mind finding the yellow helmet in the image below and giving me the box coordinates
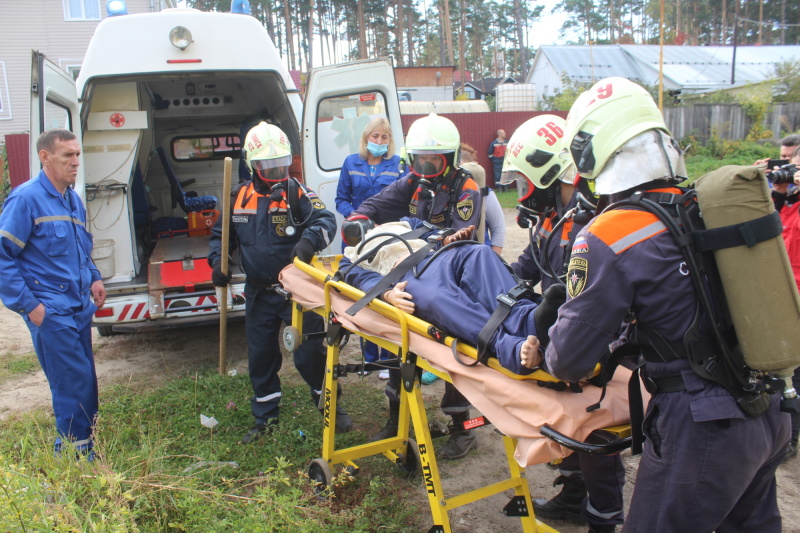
[405,113,460,179]
[564,77,668,180]
[502,115,575,200]
[243,122,293,183]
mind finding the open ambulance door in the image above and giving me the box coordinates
[29,51,84,198]
[302,58,404,253]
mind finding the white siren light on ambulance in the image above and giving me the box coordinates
[106,0,128,16]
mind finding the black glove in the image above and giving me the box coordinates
[291,238,316,263]
[341,215,374,247]
[211,261,232,287]
[533,284,567,348]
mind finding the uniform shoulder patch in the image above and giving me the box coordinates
[456,192,474,221]
[311,199,325,210]
[572,236,589,254]
[566,256,588,298]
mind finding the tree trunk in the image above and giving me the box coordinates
[394,0,404,67]
[358,0,367,59]
[443,0,454,65]
[307,0,314,68]
[514,0,527,78]
[284,0,296,70]
[458,0,466,92]
[406,0,415,66]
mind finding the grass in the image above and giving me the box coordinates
[0,365,425,532]
[0,352,39,385]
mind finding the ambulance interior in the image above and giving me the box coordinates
[81,72,301,289]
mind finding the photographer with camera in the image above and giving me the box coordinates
[757,134,800,203]
[772,143,800,460]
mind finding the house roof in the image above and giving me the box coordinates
[453,76,518,94]
[529,44,800,93]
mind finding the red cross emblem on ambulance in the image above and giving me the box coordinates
[110,113,125,128]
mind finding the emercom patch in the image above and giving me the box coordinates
[457,194,474,221]
[566,257,588,298]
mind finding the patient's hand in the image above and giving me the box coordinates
[443,225,475,245]
[520,335,543,369]
[384,281,415,313]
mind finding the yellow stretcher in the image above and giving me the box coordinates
[281,256,633,533]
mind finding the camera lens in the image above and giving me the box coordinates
[768,164,797,185]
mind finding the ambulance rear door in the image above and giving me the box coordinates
[302,58,404,252]
[29,51,84,198]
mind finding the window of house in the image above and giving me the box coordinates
[59,59,83,80]
[63,0,101,21]
[0,62,11,121]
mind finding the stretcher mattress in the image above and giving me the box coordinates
[280,262,637,467]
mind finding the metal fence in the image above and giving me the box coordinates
[665,103,800,142]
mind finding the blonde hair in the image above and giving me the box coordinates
[358,117,396,160]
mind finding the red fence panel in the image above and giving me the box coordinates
[400,111,568,188]
[4,134,31,189]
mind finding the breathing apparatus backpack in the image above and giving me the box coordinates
[612,165,800,417]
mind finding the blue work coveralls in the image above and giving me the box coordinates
[208,178,336,424]
[336,152,401,363]
[511,187,625,529]
[342,240,538,376]
[545,187,790,532]
[353,170,484,415]
[335,153,401,218]
[0,172,101,451]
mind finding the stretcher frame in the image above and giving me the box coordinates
[286,256,631,533]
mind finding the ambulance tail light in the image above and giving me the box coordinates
[95,308,114,318]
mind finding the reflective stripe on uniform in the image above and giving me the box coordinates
[349,171,367,176]
[588,209,667,255]
[234,183,266,215]
[255,391,281,403]
[34,215,85,227]
[0,229,26,249]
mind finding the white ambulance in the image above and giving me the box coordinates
[30,7,403,335]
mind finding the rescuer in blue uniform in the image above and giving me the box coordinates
[348,113,484,459]
[0,129,105,458]
[208,122,352,444]
[501,115,624,533]
[529,78,789,532]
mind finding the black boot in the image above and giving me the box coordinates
[370,400,400,442]
[787,437,799,461]
[436,412,477,460]
[533,473,587,524]
[588,524,617,533]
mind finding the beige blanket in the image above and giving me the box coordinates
[280,263,638,467]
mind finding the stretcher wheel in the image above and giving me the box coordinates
[283,326,301,353]
[307,458,333,495]
[398,438,421,478]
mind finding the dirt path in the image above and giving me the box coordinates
[0,208,798,532]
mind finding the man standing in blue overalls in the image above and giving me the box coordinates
[0,129,106,458]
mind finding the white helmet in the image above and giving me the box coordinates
[405,113,460,179]
[243,122,293,183]
[501,115,575,203]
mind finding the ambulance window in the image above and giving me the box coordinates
[43,100,72,131]
[172,135,241,161]
[315,91,389,172]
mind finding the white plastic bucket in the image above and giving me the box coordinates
[92,239,116,279]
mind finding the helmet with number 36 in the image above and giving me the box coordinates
[501,114,575,206]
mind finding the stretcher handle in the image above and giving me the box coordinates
[540,424,632,456]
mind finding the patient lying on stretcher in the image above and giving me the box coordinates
[339,219,555,375]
